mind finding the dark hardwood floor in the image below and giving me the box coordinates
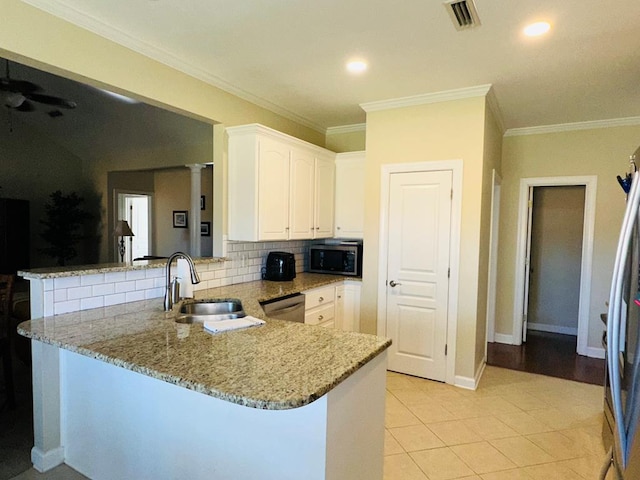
[487,330,605,385]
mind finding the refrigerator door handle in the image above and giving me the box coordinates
[608,170,640,468]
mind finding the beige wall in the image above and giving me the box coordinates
[496,125,640,351]
[1,0,325,262]
[364,96,488,380]
[475,105,503,369]
[326,129,366,153]
[154,168,191,255]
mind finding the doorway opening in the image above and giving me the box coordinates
[116,191,152,262]
[511,176,598,357]
[489,175,605,384]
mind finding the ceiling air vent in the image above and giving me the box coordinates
[444,0,481,30]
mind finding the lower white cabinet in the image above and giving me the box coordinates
[341,281,361,332]
[304,281,361,331]
[304,285,336,328]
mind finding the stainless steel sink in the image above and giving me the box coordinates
[176,299,246,324]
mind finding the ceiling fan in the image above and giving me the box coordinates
[1,59,77,115]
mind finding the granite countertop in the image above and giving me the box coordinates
[18,257,225,279]
[18,273,389,410]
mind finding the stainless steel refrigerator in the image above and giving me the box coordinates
[602,153,640,479]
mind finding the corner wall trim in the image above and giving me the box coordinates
[585,346,605,359]
[454,360,486,391]
[31,446,65,473]
[494,333,514,344]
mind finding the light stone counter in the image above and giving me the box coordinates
[18,257,224,279]
[18,273,388,410]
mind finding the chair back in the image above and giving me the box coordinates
[0,274,15,341]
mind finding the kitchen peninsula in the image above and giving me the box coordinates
[18,261,390,480]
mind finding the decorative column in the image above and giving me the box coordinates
[187,164,205,257]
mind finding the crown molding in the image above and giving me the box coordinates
[360,84,492,113]
[504,116,640,137]
[325,123,366,135]
[20,0,327,134]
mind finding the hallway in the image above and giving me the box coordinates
[487,331,605,386]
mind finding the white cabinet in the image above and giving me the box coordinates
[227,124,336,242]
[304,285,336,328]
[304,281,361,332]
[341,281,361,332]
[334,151,365,239]
[314,154,335,238]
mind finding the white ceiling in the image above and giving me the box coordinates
[14,0,640,133]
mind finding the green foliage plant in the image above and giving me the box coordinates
[40,190,92,266]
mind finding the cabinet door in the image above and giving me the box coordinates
[334,152,365,238]
[342,281,361,332]
[258,136,290,240]
[289,148,315,239]
[314,155,336,238]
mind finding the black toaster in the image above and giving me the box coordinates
[263,252,296,281]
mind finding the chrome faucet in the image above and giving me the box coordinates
[164,252,201,311]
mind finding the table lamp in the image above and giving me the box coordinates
[114,220,134,262]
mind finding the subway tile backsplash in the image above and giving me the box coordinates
[41,240,313,315]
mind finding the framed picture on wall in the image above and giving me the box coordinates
[173,211,188,228]
[200,195,206,210]
[200,221,211,236]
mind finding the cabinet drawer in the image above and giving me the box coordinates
[305,286,335,309]
[305,303,335,326]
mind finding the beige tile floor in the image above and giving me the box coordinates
[11,365,612,480]
[384,365,614,480]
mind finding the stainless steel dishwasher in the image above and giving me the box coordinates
[260,293,306,323]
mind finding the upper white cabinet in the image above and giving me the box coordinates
[314,153,336,238]
[334,151,365,239]
[228,124,336,241]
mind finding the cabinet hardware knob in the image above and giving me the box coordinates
[318,296,324,302]
[337,226,341,230]
[318,315,324,321]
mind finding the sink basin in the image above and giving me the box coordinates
[176,299,246,324]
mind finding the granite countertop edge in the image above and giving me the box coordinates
[20,328,390,410]
[18,257,226,279]
[17,273,389,410]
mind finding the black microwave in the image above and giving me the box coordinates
[309,243,363,277]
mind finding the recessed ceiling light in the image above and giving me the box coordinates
[524,21,551,37]
[346,60,367,74]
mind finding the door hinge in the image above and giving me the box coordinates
[451,188,453,199]
[448,268,450,278]
[445,344,448,355]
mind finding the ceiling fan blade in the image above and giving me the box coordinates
[24,93,76,109]
[0,78,40,93]
[15,100,36,112]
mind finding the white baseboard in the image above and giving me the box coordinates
[454,359,486,391]
[494,333,514,344]
[585,346,606,359]
[32,446,64,473]
[528,322,578,336]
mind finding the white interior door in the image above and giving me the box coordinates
[386,170,452,381]
[117,193,151,261]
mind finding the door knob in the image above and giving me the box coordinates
[389,280,402,287]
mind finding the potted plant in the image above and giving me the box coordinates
[40,190,92,266]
